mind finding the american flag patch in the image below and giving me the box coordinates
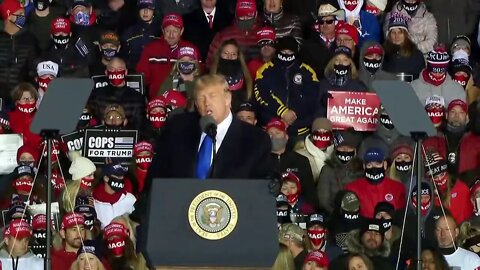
[114,137,134,149]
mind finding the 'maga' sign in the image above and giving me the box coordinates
[83,129,138,164]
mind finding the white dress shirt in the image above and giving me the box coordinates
[204,7,216,22]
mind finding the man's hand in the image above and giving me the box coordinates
[282,109,297,125]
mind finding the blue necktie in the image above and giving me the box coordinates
[196,135,213,180]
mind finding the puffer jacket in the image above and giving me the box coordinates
[384,1,438,54]
[0,249,44,270]
[261,9,303,44]
[411,70,466,105]
[358,40,397,89]
[317,155,365,214]
[0,29,39,108]
[254,60,319,136]
[295,135,334,184]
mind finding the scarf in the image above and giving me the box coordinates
[93,182,125,204]
[304,135,334,174]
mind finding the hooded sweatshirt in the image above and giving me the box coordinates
[358,40,397,89]
[411,71,466,105]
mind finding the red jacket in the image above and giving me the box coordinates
[433,180,473,224]
[458,132,480,174]
[8,110,42,147]
[135,168,147,193]
[247,58,264,80]
[136,38,198,99]
[345,176,406,218]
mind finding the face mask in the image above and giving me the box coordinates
[19,161,35,168]
[379,114,394,129]
[402,0,419,15]
[218,58,242,76]
[473,195,480,216]
[425,105,444,127]
[412,192,431,216]
[343,0,359,11]
[453,74,469,89]
[107,177,125,193]
[17,102,36,114]
[84,214,95,230]
[334,64,350,77]
[74,11,90,26]
[276,209,291,224]
[107,70,126,86]
[34,0,50,11]
[33,230,47,245]
[395,160,412,172]
[433,174,448,193]
[11,15,26,29]
[364,58,382,74]
[271,137,288,152]
[53,35,70,47]
[13,178,34,194]
[78,112,93,128]
[380,218,392,231]
[285,193,299,205]
[365,167,385,184]
[336,149,355,164]
[107,239,126,257]
[135,154,152,170]
[80,177,94,189]
[311,131,332,149]
[342,210,359,220]
[178,61,196,75]
[236,18,255,30]
[277,52,296,66]
[365,4,381,16]
[37,77,52,92]
[102,48,118,60]
[149,111,167,129]
[307,228,327,249]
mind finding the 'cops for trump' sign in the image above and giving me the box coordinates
[83,129,137,164]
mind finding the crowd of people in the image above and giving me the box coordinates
[0,0,480,269]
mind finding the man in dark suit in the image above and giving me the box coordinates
[183,0,233,62]
[148,74,272,179]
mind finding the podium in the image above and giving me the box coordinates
[144,179,278,269]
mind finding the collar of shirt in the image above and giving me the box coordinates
[199,111,232,151]
[204,7,216,21]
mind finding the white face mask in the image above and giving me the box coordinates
[475,196,480,216]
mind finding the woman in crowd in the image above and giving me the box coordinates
[408,246,450,270]
[387,140,414,186]
[210,39,253,110]
[346,253,375,270]
[382,12,425,81]
[70,240,107,270]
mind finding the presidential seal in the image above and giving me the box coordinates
[188,190,238,240]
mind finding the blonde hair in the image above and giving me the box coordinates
[193,74,231,98]
[111,214,139,248]
[458,221,480,248]
[272,244,295,270]
[70,253,106,270]
[324,55,359,79]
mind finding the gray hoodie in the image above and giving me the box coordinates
[358,40,397,90]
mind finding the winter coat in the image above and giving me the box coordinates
[315,74,368,118]
[317,156,365,214]
[136,38,199,99]
[206,22,262,68]
[358,40,397,89]
[345,176,407,218]
[385,1,438,54]
[299,34,334,79]
[0,29,39,108]
[121,20,162,70]
[436,179,473,225]
[358,127,403,160]
[295,135,334,184]
[0,249,43,270]
[271,151,319,209]
[382,46,425,80]
[329,229,394,270]
[411,71,466,105]
[424,0,480,46]
[458,132,480,175]
[254,60,319,137]
[43,43,91,78]
[93,184,136,229]
[336,0,381,47]
[261,9,303,43]
[8,110,42,147]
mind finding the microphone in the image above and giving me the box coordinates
[199,115,217,139]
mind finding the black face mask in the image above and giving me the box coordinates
[237,18,255,30]
[334,64,350,77]
[395,161,412,172]
[277,52,296,66]
[53,35,70,48]
[402,0,419,15]
[218,58,242,76]
[276,209,291,225]
[33,230,47,245]
[379,114,394,130]
[365,167,386,183]
[336,149,355,164]
[380,218,392,231]
[34,0,50,11]
[107,177,125,192]
[364,58,382,74]
[105,124,123,130]
[102,48,118,60]
[178,61,196,75]
[18,161,35,168]
[84,214,95,230]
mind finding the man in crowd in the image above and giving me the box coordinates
[52,213,86,270]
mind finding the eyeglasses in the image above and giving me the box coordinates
[20,97,35,102]
[337,38,354,44]
[107,115,124,120]
[319,19,335,25]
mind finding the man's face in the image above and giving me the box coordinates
[447,106,467,127]
[194,84,232,124]
[365,53,382,61]
[8,9,25,24]
[107,58,126,73]
[236,110,256,125]
[361,230,382,250]
[260,44,275,59]
[5,236,29,257]
[267,127,286,140]
[62,226,86,249]
[435,217,458,248]
[139,8,154,22]
[104,111,126,127]
[264,0,282,13]
[319,15,335,36]
[336,34,355,51]
[201,0,216,9]
[280,180,298,195]
[365,161,386,170]
[163,25,183,46]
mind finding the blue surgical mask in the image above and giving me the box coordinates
[12,15,26,28]
[74,12,90,26]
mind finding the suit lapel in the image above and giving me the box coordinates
[214,118,241,177]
